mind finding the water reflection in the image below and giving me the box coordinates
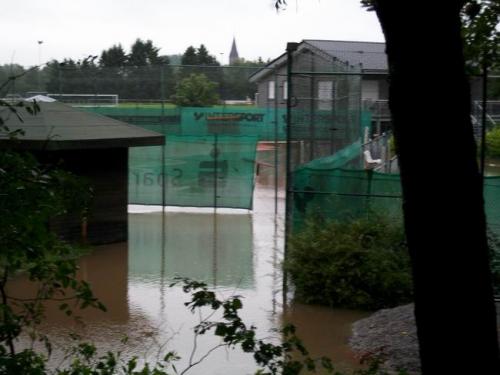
[7,242,130,324]
[486,158,500,176]
[128,212,254,289]
[12,144,366,374]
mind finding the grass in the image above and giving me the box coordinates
[110,102,256,110]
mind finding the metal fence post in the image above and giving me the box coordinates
[284,42,299,307]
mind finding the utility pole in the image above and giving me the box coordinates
[37,40,43,91]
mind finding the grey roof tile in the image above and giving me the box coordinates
[0,101,164,150]
[304,40,387,71]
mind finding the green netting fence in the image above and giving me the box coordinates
[292,165,402,230]
[85,106,372,142]
[85,105,370,210]
[292,159,500,242]
[129,135,258,209]
[484,177,500,237]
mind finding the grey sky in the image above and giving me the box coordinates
[1,0,384,67]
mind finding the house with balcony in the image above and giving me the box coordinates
[249,40,391,134]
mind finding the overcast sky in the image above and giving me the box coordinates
[1,0,384,67]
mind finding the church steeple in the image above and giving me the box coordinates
[229,37,239,65]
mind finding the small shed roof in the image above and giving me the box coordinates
[0,101,164,150]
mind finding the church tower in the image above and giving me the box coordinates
[229,37,239,65]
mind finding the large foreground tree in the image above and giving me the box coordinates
[370,1,499,372]
[277,0,500,372]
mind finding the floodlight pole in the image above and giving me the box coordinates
[274,73,279,216]
[214,134,219,211]
[213,134,219,286]
[480,59,488,186]
[283,42,298,309]
[309,49,315,160]
[160,64,165,116]
[37,41,43,91]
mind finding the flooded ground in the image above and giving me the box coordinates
[486,158,500,176]
[12,146,369,374]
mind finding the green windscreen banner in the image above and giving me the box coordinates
[85,106,372,142]
[129,135,258,209]
[87,106,286,141]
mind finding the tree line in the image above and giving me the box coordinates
[1,39,266,101]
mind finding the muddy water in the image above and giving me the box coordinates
[486,158,500,176]
[12,147,368,374]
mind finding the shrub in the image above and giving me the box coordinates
[286,214,413,310]
[388,135,396,156]
[485,126,500,158]
[172,73,219,107]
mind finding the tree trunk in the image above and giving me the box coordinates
[373,1,499,372]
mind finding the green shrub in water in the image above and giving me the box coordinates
[486,126,500,158]
[286,214,413,310]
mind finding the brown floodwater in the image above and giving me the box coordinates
[11,146,369,374]
[486,158,500,176]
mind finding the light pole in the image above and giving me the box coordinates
[37,40,43,91]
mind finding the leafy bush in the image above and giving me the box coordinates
[388,135,396,156]
[485,126,500,157]
[172,73,219,107]
[286,215,413,310]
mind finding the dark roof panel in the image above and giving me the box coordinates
[0,101,164,150]
[249,40,388,83]
[304,40,387,71]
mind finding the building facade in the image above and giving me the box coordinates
[249,40,388,109]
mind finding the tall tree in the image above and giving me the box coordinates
[98,44,127,96]
[367,1,500,372]
[181,45,220,66]
[99,44,127,68]
[462,0,500,71]
[222,58,265,100]
[44,60,62,94]
[125,39,171,100]
[181,46,198,65]
[197,44,222,94]
[0,65,40,95]
[179,45,222,93]
[44,59,78,94]
[196,44,219,65]
[275,0,500,371]
[128,39,162,67]
[180,46,199,79]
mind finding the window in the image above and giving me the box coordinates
[318,81,335,110]
[282,81,288,100]
[268,81,275,100]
